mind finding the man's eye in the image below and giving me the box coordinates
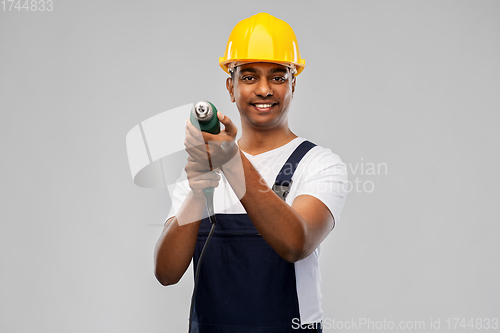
[241,76,255,81]
[272,76,286,82]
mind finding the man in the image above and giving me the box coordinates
[154,12,347,333]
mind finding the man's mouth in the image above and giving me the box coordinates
[251,102,277,111]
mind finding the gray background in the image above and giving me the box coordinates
[1,0,499,332]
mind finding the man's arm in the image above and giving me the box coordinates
[185,113,336,263]
[153,190,205,286]
[222,150,334,263]
[154,157,221,286]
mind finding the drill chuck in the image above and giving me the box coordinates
[190,101,221,134]
[193,101,213,121]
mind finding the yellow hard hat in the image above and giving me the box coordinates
[219,12,305,76]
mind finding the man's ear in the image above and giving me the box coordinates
[292,76,296,96]
[226,77,235,103]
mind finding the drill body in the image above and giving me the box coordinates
[190,101,220,198]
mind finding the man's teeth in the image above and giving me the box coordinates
[254,104,273,108]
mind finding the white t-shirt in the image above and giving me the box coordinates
[166,136,348,324]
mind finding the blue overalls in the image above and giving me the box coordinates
[191,141,322,333]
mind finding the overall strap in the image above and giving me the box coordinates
[272,140,316,200]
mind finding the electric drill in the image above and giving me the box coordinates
[190,101,220,198]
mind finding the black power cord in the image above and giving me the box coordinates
[188,191,217,333]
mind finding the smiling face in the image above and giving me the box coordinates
[226,62,296,131]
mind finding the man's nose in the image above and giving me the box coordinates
[255,79,273,97]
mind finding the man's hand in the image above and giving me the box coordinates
[185,156,221,198]
[184,111,238,170]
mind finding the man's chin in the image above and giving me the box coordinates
[247,118,281,129]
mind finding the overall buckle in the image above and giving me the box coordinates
[272,180,293,201]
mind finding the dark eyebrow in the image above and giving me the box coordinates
[239,68,258,74]
[269,67,288,74]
